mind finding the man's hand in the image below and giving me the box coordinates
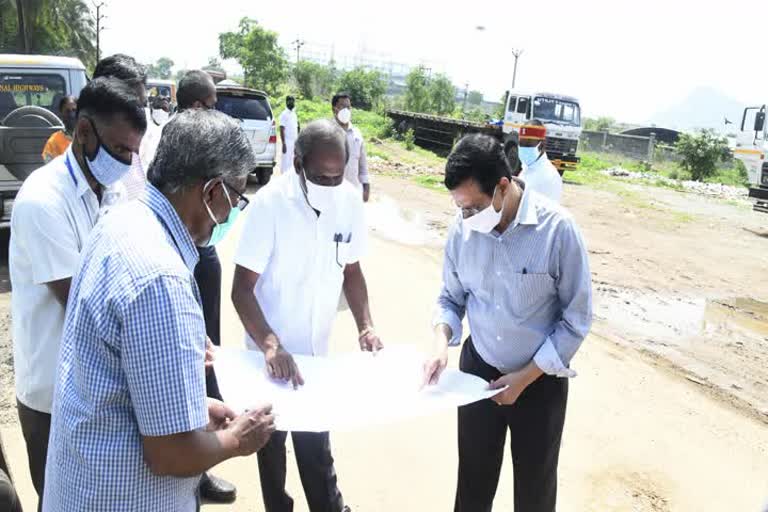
[227,404,276,456]
[282,144,287,154]
[362,184,370,203]
[265,343,304,389]
[358,327,383,352]
[421,348,448,388]
[489,362,544,406]
[206,398,236,432]
[205,337,215,373]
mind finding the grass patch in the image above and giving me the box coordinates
[413,174,446,192]
[295,98,393,141]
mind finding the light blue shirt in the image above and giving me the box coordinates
[43,184,208,512]
[435,184,592,376]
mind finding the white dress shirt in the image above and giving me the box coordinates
[342,123,369,191]
[10,148,123,413]
[234,171,367,356]
[279,109,299,172]
[520,153,563,203]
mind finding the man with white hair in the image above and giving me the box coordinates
[232,119,383,512]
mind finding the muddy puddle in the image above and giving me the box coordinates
[365,195,445,247]
[594,284,768,418]
[594,285,768,343]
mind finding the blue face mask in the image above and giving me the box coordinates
[203,180,240,247]
[518,145,542,167]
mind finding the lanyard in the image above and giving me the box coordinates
[64,154,96,227]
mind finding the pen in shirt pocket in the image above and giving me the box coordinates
[522,267,527,274]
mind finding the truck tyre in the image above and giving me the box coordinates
[2,106,62,128]
[257,167,273,186]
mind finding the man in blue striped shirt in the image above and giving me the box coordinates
[423,134,592,512]
[43,110,276,511]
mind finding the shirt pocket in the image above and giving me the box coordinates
[509,272,556,316]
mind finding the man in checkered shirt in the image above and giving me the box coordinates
[43,110,275,511]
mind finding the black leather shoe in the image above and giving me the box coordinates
[199,472,237,503]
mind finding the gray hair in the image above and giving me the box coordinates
[148,109,255,193]
[294,119,349,166]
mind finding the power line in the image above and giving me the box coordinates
[511,48,524,90]
[92,2,107,63]
[291,39,305,64]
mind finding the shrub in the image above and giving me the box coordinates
[675,130,729,182]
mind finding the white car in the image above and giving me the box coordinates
[215,80,277,185]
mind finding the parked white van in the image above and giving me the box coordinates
[215,80,277,185]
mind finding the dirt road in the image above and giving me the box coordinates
[2,172,768,511]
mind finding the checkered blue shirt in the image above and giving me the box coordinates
[43,184,208,512]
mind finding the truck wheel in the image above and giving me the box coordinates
[258,167,273,185]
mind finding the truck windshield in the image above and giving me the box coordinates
[215,93,272,121]
[0,73,66,119]
[533,97,581,126]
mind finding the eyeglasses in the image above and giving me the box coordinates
[221,181,250,211]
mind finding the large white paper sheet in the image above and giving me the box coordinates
[214,346,502,432]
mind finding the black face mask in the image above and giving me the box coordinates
[287,103,295,110]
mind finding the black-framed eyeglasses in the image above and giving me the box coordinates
[221,181,250,211]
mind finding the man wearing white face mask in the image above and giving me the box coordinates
[517,120,563,203]
[232,119,381,512]
[332,92,370,202]
[422,134,592,512]
[9,77,146,511]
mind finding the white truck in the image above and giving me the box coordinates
[388,90,582,174]
[735,105,768,213]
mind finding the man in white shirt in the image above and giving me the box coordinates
[279,95,299,174]
[517,121,563,203]
[332,92,370,202]
[10,76,146,511]
[232,119,382,512]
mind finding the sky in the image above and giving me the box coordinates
[102,0,768,124]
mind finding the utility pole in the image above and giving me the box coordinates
[463,82,469,112]
[93,2,107,63]
[292,39,305,64]
[511,48,524,90]
[17,0,29,53]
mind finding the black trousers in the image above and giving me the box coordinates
[17,399,51,512]
[195,245,223,401]
[455,338,568,512]
[257,431,345,512]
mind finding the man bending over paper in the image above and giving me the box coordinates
[232,118,383,512]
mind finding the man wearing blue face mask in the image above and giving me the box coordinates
[422,134,592,512]
[9,76,146,511]
[232,119,381,512]
[517,120,563,203]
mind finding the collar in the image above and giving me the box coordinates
[64,146,93,199]
[510,178,539,227]
[286,168,303,200]
[141,183,200,272]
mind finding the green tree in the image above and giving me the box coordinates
[429,73,456,116]
[494,91,509,119]
[1,0,96,69]
[468,90,483,106]
[203,56,225,74]
[584,116,616,132]
[336,67,386,110]
[293,61,335,100]
[404,67,430,113]
[146,57,174,79]
[219,17,288,96]
[675,130,729,182]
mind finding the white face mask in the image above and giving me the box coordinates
[461,186,504,237]
[336,107,352,125]
[302,168,340,212]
